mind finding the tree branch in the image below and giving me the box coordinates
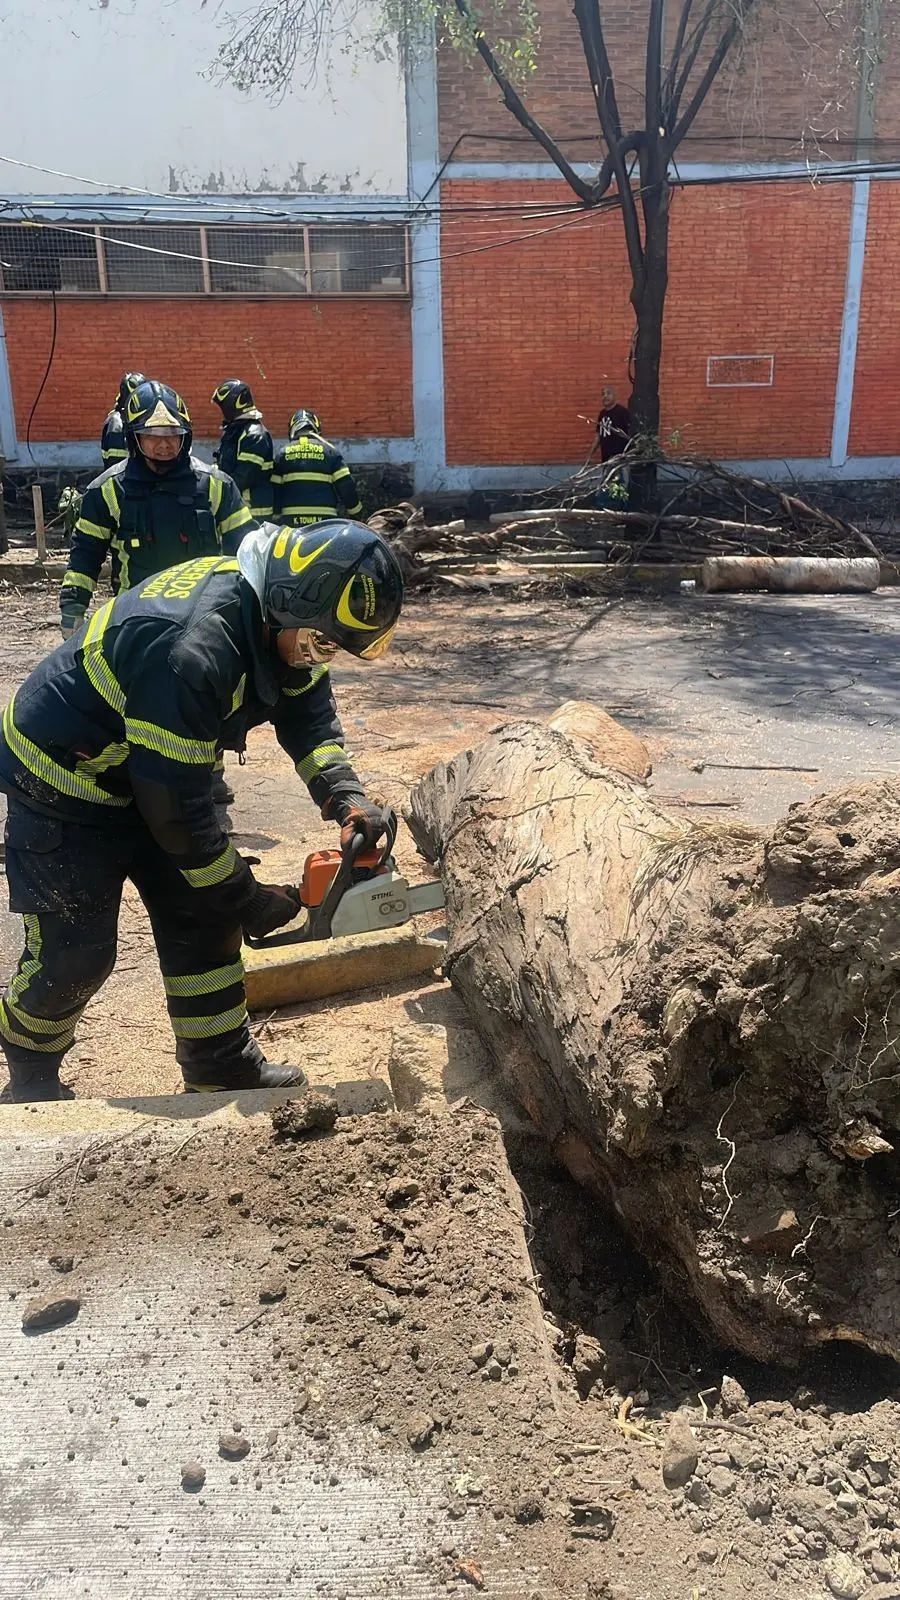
[672,1,759,148]
[667,0,697,101]
[646,0,665,136]
[572,0,645,280]
[453,0,594,200]
[668,0,718,123]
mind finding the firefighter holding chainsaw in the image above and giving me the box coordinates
[0,520,402,1102]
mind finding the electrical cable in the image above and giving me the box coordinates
[24,288,58,462]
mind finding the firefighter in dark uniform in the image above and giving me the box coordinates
[211,378,275,519]
[100,371,147,469]
[272,408,363,526]
[0,520,403,1102]
[59,380,254,639]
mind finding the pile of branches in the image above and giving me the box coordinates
[368,456,885,589]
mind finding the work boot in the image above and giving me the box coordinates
[1,1065,74,1103]
[182,1059,309,1094]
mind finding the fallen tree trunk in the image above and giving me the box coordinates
[407,712,900,1365]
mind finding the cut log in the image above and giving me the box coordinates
[407,710,900,1365]
[702,555,881,593]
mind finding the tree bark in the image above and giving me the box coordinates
[407,711,900,1365]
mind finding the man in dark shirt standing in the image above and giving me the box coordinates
[592,386,632,463]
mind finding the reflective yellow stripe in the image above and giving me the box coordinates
[238,451,271,468]
[219,506,253,537]
[279,505,339,517]
[208,474,224,517]
[295,742,348,783]
[6,996,85,1035]
[61,572,96,594]
[75,741,129,778]
[0,1002,77,1053]
[126,720,217,766]
[171,1002,248,1039]
[2,696,131,807]
[82,600,126,715]
[75,517,111,541]
[100,478,120,523]
[180,842,238,888]
[332,466,351,481]
[277,471,337,484]
[102,447,128,461]
[231,674,247,715]
[163,959,244,998]
[282,664,329,698]
[9,915,43,1008]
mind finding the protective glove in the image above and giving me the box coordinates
[60,612,85,641]
[242,881,302,939]
[339,799,395,852]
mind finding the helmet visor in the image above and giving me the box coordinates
[358,623,397,661]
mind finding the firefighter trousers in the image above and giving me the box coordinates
[0,797,265,1094]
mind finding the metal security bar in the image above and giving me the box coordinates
[0,223,410,297]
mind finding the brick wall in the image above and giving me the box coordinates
[849,181,900,457]
[441,178,851,465]
[438,0,864,164]
[1,297,413,444]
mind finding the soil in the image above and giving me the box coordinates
[4,1104,900,1598]
[0,578,899,1596]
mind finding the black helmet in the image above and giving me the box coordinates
[288,407,321,440]
[124,380,192,465]
[116,371,146,413]
[263,521,403,660]
[212,378,257,421]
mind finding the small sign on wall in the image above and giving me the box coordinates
[706,355,775,388]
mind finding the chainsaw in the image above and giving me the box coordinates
[245,809,445,949]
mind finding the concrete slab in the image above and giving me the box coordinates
[0,1103,560,1599]
[243,928,446,1011]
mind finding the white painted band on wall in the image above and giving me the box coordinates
[11,438,415,471]
[406,35,447,494]
[831,177,871,468]
[0,305,17,461]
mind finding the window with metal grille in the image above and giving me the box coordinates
[0,223,410,297]
[0,224,99,292]
[102,226,205,294]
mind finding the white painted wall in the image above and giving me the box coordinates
[0,0,407,196]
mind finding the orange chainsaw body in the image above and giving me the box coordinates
[300,848,388,909]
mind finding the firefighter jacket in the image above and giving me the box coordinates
[216,416,274,518]
[0,555,367,923]
[100,408,128,468]
[59,454,254,626]
[272,433,362,526]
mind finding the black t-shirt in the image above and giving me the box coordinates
[595,404,632,462]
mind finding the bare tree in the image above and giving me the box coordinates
[213,0,865,479]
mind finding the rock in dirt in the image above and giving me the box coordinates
[49,1252,74,1274]
[21,1291,80,1332]
[861,1584,900,1600]
[662,1414,698,1490]
[721,1374,750,1415]
[385,1176,422,1208]
[825,1554,868,1600]
[572,1333,608,1400]
[514,1493,545,1524]
[219,1432,251,1460]
[270,1093,338,1140]
[181,1461,206,1491]
[258,1275,287,1304]
[406,1410,436,1450]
